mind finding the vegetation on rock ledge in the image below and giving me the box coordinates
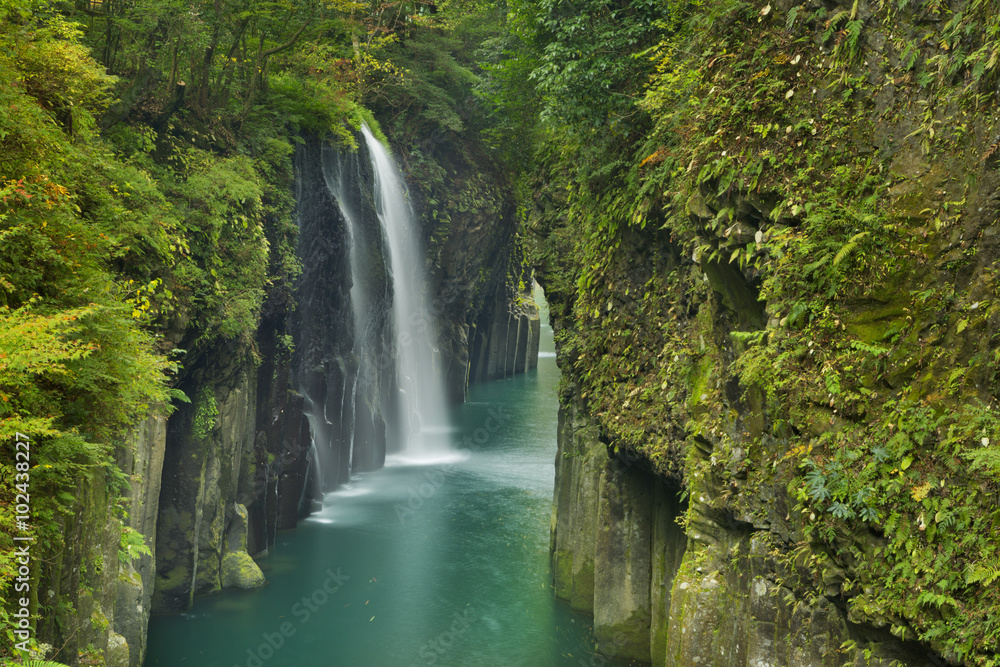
[492,0,1000,663]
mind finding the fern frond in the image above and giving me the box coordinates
[833,231,870,267]
[965,445,1000,475]
[965,561,1000,585]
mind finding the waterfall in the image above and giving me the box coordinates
[360,125,450,456]
[298,125,450,490]
[320,145,396,473]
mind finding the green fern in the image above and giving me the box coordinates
[965,561,1000,586]
[785,5,800,30]
[833,231,870,267]
[965,444,1000,476]
[845,19,864,56]
[823,8,851,42]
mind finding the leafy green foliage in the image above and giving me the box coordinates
[0,9,178,660]
[474,6,542,172]
[118,526,153,568]
[514,0,1000,662]
[789,400,1000,661]
[157,149,271,348]
[529,0,670,128]
[191,385,219,443]
[371,26,484,143]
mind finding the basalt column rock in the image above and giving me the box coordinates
[246,289,312,553]
[550,395,606,611]
[551,393,682,664]
[290,137,360,492]
[220,503,266,589]
[594,458,654,662]
[650,484,686,667]
[468,292,541,384]
[439,319,471,405]
[152,363,259,612]
[114,412,168,667]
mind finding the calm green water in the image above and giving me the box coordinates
[145,298,619,667]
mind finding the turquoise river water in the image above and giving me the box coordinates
[145,298,629,667]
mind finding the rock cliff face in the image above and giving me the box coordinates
[292,134,395,488]
[114,414,168,667]
[468,292,541,385]
[538,0,1000,664]
[152,359,264,612]
[551,396,944,667]
[247,290,312,551]
[551,392,687,665]
[33,413,167,667]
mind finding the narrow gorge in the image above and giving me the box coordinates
[2,0,1000,666]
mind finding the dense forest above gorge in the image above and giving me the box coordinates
[2,0,1000,664]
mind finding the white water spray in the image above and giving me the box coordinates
[361,126,451,456]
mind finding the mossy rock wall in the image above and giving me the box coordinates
[35,412,166,667]
[540,0,1000,663]
[153,362,258,611]
[551,402,947,666]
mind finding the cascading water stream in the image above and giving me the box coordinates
[360,125,451,457]
[320,146,383,478]
[312,127,451,476]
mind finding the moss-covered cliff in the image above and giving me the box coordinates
[519,0,1000,664]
